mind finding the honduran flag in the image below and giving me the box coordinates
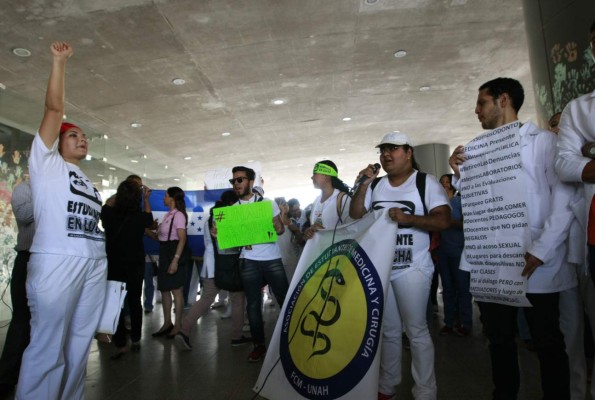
[143,189,226,257]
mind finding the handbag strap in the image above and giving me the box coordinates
[167,210,177,241]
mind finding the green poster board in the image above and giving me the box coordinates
[214,201,278,249]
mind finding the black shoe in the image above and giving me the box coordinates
[175,332,192,350]
[231,335,252,347]
[0,383,14,399]
[152,324,173,337]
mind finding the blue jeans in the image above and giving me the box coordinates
[240,258,288,344]
[143,260,155,311]
[437,250,472,328]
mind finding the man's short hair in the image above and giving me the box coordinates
[479,77,525,114]
[126,174,142,183]
[288,198,300,208]
[232,166,255,180]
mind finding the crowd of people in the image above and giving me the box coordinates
[0,19,592,400]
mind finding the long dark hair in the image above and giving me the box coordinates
[114,180,141,216]
[317,160,351,195]
[167,186,188,225]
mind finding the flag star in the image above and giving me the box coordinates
[190,221,195,227]
[198,227,202,232]
[197,215,203,220]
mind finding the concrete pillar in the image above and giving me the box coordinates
[523,0,595,127]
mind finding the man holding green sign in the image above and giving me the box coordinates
[226,166,288,363]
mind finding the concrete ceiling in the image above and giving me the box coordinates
[0,0,535,200]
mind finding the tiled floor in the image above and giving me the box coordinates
[0,298,556,399]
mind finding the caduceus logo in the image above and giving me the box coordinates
[280,239,383,400]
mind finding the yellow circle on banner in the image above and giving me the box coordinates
[288,255,367,379]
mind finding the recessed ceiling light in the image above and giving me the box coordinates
[130,122,142,128]
[143,173,147,178]
[143,154,147,159]
[419,86,431,91]
[247,159,254,163]
[157,184,164,187]
[173,178,180,182]
[172,78,186,85]
[339,148,346,152]
[0,83,6,91]
[221,132,231,136]
[165,165,168,169]
[102,157,107,162]
[272,99,285,105]
[103,134,109,139]
[182,173,185,177]
[12,48,31,57]
[184,156,192,160]
[97,174,104,177]
[109,167,116,170]
[85,155,92,161]
[101,179,109,187]
[394,50,407,58]
[130,159,139,163]
[342,117,352,122]
[125,145,129,150]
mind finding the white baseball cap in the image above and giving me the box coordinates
[376,132,412,147]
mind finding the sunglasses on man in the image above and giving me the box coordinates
[229,176,249,184]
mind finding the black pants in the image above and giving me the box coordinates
[0,251,31,386]
[113,269,144,348]
[479,293,569,400]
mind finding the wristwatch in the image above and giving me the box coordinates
[582,143,595,159]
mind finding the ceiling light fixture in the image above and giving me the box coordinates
[342,117,352,122]
[103,134,109,139]
[130,159,139,163]
[130,122,142,128]
[221,132,231,136]
[173,178,180,182]
[85,155,92,161]
[102,157,107,162]
[97,174,104,177]
[12,48,31,57]
[172,78,186,85]
[62,114,67,120]
[143,154,147,159]
[272,99,285,105]
[164,165,168,169]
[184,156,192,160]
[109,167,116,170]
[394,50,407,58]
[339,148,346,152]
[125,145,129,150]
[419,86,431,91]
[248,159,254,163]
[143,173,147,177]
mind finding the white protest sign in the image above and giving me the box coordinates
[458,121,531,307]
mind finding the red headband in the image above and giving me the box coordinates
[60,122,81,134]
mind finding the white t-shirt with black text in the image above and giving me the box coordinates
[364,171,448,280]
[29,134,106,259]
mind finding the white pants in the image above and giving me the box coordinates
[16,254,107,400]
[559,285,586,400]
[379,268,437,400]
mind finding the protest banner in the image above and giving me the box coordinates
[254,209,396,400]
[458,121,531,307]
[214,201,277,249]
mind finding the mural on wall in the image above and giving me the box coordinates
[535,41,595,123]
[0,123,32,288]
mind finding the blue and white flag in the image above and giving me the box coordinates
[254,209,396,400]
[143,189,226,257]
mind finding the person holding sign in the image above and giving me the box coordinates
[350,132,450,400]
[449,77,574,400]
[303,160,352,240]
[229,166,288,362]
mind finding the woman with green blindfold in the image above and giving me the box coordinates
[304,160,352,239]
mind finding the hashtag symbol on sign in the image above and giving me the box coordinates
[215,211,225,222]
